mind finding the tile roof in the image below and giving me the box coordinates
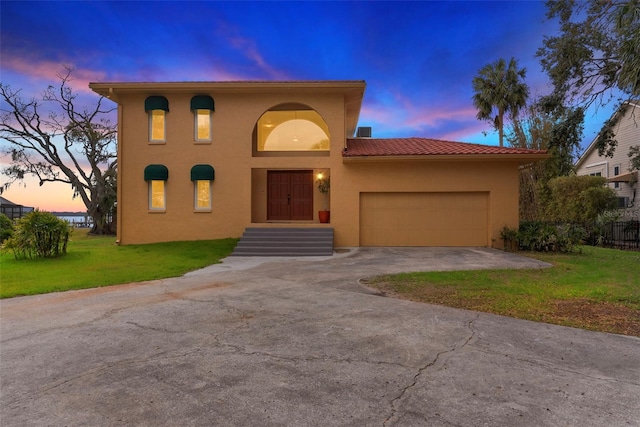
[344,137,547,157]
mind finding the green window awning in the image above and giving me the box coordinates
[191,95,215,111]
[145,96,169,112]
[190,164,215,181]
[144,164,169,181]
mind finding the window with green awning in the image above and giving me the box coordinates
[144,164,169,181]
[145,96,169,111]
[190,95,215,111]
[190,164,215,181]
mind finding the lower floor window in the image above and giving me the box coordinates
[195,180,211,210]
[150,180,166,210]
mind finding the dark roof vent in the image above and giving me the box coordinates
[356,126,372,138]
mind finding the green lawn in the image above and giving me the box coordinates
[0,229,238,298]
[3,233,640,335]
[364,247,640,336]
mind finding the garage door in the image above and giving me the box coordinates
[360,192,488,246]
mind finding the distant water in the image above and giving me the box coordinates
[56,215,93,227]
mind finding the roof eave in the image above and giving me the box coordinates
[89,80,366,138]
[89,80,366,99]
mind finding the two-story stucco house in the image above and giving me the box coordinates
[89,80,547,250]
[575,100,639,219]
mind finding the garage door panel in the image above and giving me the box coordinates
[360,192,488,247]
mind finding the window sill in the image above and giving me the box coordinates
[148,209,166,213]
[194,209,212,213]
[194,140,212,145]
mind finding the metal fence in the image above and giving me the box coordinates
[583,221,640,250]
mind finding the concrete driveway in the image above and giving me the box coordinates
[1,248,639,426]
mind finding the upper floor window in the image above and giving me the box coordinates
[145,96,169,143]
[613,165,621,189]
[256,104,330,152]
[191,95,215,142]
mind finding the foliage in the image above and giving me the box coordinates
[2,210,71,259]
[516,221,586,253]
[0,212,14,243]
[499,225,518,251]
[472,57,529,147]
[0,67,117,235]
[507,101,585,220]
[592,102,640,168]
[543,175,617,222]
[630,145,640,171]
[538,0,640,104]
[537,0,640,167]
[316,175,330,210]
[316,176,330,194]
[0,228,238,298]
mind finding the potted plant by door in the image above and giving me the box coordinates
[316,174,330,223]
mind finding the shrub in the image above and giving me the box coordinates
[3,210,72,259]
[508,221,586,253]
[500,226,518,251]
[0,213,13,243]
[543,175,617,222]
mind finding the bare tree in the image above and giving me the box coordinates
[0,68,117,235]
[507,101,585,221]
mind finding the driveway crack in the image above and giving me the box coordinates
[383,314,479,426]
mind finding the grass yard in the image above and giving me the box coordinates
[0,229,238,298]
[364,246,640,337]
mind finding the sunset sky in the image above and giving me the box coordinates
[1,0,618,212]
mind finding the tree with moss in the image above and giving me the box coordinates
[537,0,639,167]
[0,68,117,235]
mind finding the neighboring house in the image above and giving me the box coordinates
[0,196,34,220]
[575,100,639,219]
[89,80,547,248]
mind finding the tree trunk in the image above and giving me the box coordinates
[498,110,505,147]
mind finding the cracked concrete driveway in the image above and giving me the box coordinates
[1,247,639,426]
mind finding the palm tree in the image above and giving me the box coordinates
[472,57,529,147]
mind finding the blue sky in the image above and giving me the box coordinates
[0,0,617,211]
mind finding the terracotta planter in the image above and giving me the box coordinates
[318,210,330,223]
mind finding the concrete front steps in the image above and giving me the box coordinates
[232,227,334,256]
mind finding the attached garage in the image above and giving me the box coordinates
[360,192,489,246]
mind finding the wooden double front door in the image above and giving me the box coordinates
[267,171,314,221]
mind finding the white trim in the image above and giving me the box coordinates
[194,109,212,142]
[584,161,608,177]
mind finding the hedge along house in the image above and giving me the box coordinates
[89,80,547,249]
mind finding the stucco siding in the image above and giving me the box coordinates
[334,160,520,247]
[97,80,532,248]
[115,89,347,244]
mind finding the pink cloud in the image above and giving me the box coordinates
[361,98,479,136]
[2,56,110,95]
